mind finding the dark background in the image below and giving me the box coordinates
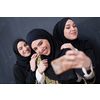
[0,17,100,84]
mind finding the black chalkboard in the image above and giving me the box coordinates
[0,17,100,83]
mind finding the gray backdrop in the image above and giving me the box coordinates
[0,17,100,84]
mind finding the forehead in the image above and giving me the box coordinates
[31,39,46,47]
[17,41,26,47]
[66,19,74,25]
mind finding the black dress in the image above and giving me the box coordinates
[13,64,36,84]
[13,39,36,84]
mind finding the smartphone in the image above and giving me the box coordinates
[51,55,72,75]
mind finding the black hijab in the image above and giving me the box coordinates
[53,17,93,51]
[26,29,77,83]
[13,39,32,71]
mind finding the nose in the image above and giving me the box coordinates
[23,47,27,51]
[71,26,75,31]
[38,47,43,54]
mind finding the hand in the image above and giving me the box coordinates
[61,43,75,50]
[38,59,48,75]
[31,53,39,59]
[62,50,91,71]
[30,53,39,72]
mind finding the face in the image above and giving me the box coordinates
[64,19,78,40]
[31,39,51,56]
[17,41,31,57]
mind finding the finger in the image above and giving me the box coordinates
[42,59,48,61]
[44,63,48,66]
[31,54,37,58]
[61,44,70,50]
[66,50,78,55]
[63,55,77,61]
[44,65,48,68]
[36,53,39,57]
[43,60,48,62]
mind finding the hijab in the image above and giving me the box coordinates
[53,17,93,51]
[26,29,77,83]
[13,39,33,71]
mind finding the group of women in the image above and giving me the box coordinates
[13,18,96,84]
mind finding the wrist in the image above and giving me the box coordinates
[31,68,35,72]
[38,68,43,75]
[85,57,91,71]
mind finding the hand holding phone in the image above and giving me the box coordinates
[51,55,72,75]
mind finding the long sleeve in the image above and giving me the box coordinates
[13,65,36,84]
[82,63,95,80]
[26,70,36,84]
[13,65,26,84]
[36,69,45,84]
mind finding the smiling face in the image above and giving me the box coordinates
[64,19,78,40]
[31,39,51,56]
[17,41,31,57]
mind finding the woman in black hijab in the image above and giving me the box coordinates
[13,38,40,84]
[53,17,95,83]
[26,29,94,84]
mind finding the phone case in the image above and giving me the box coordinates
[51,55,72,75]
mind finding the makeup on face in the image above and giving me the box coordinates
[17,41,31,57]
[31,39,51,56]
[64,19,78,40]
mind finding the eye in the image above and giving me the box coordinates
[24,43,28,47]
[66,27,70,29]
[33,47,37,51]
[38,41,43,46]
[19,47,22,50]
[73,24,76,28]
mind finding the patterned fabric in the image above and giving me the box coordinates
[37,55,59,84]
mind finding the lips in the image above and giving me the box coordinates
[42,47,48,55]
[24,50,30,54]
[71,32,76,35]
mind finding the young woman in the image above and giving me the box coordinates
[53,18,96,83]
[13,38,46,84]
[26,29,94,84]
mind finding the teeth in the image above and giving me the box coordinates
[43,48,47,54]
[25,51,29,54]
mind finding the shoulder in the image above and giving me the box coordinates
[13,64,22,71]
[13,64,24,75]
[80,39,93,49]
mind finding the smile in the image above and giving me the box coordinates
[24,50,30,54]
[71,32,76,35]
[42,47,48,55]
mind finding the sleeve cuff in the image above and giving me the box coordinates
[82,63,95,80]
[36,69,45,84]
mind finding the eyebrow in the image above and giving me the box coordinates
[33,40,42,50]
[38,41,42,45]
[65,23,75,26]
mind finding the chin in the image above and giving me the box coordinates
[72,36,77,40]
[26,53,31,57]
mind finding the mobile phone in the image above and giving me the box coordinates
[51,55,72,75]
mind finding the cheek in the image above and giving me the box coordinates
[64,30,70,38]
[19,51,23,56]
[48,44,51,52]
[76,28,78,34]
